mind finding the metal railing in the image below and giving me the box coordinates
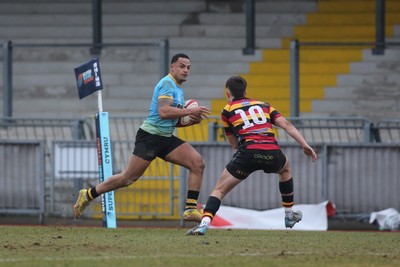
[1,115,398,146]
[189,143,400,215]
[0,141,45,223]
[0,116,399,221]
[209,116,376,144]
[373,119,400,143]
[51,140,177,218]
[0,117,92,140]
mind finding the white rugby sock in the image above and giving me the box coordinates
[284,207,293,218]
[200,216,211,227]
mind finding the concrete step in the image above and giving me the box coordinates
[192,0,316,13]
[245,86,325,99]
[258,48,400,64]
[9,73,158,88]
[168,36,282,49]
[0,11,306,28]
[4,36,282,49]
[4,99,145,117]
[261,49,363,62]
[0,25,182,39]
[254,1,316,13]
[8,61,159,75]
[171,48,263,62]
[337,73,400,86]
[249,62,350,74]
[0,14,188,26]
[2,97,212,118]
[0,2,206,14]
[180,25,293,38]
[324,86,400,99]
[387,37,400,43]
[306,13,400,26]
[393,25,400,36]
[197,13,306,26]
[317,1,400,13]
[280,37,393,49]
[1,47,260,100]
[293,25,392,38]
[8,73,235,94]
[312,99,400,120]
[362,48,400,61]
[106,85,224,100]
[7,84,329,103]
[0,13,307,27]
[350,61,400,74]
[0,0,316,15]
[6,47,262,63]
[7,46,161,62]
[242,74,337,87]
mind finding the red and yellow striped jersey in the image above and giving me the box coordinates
[221,97,282,150]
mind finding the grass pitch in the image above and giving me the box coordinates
[0,225,399,267]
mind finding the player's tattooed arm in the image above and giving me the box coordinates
[158,97,189,119]
[158,97,173,108]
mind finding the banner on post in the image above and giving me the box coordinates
[95,112,116,228]
[74,58,103,99]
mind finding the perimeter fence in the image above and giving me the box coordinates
[0,116,399,223]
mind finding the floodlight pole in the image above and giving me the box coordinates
[3,41,12,118]
[243,0,255,55]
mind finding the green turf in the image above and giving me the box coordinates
[0,226,399,267]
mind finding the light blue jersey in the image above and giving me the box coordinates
[140,74,185,136]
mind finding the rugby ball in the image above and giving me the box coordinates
[180,99,199,126]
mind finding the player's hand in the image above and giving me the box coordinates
[188,115,202,124]
[189,106,211,119]
[303,145,317,161]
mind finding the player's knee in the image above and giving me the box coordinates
[279,169,291,182]
[196,158,206,171]
[191,158,205,173]
[278,163,291,181]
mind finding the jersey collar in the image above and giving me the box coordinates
[232,96,247,101]
[168,73,182,86]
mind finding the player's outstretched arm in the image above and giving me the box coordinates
[274,116,317,161]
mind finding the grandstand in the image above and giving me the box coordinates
[0,0,398,120]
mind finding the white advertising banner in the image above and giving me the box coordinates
[208,201,329,231]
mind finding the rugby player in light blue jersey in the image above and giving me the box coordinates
[141,70,187,136]
[74,53,211,222]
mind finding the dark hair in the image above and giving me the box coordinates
[171,53,190,64]
[225,76,247,98]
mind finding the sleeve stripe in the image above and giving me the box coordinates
[158,95,173,100]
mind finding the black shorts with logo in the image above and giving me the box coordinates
[132,128,185,161]
[226,149,287,180]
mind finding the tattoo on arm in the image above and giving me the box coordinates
[158,98,173,108]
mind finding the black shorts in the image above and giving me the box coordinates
[226,149,287,180]
[132,128,185,161]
